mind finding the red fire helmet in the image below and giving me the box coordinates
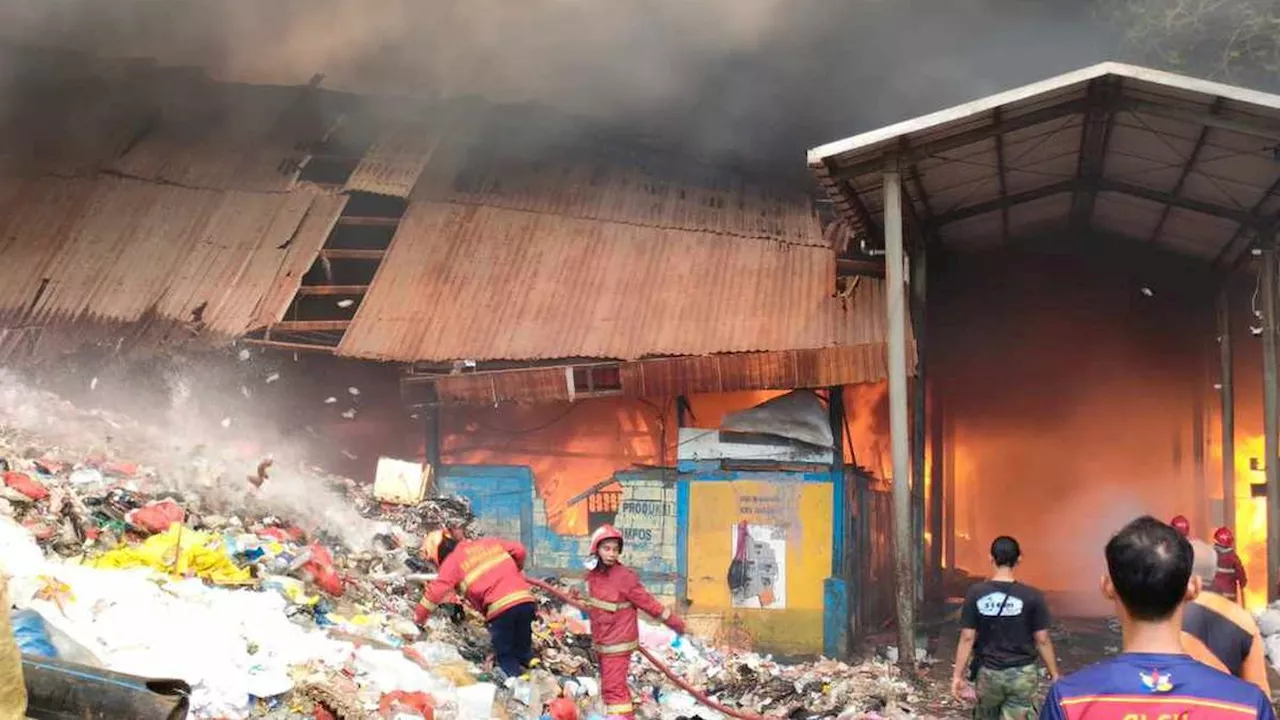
[1213,526,1235,548]
[589,524,623,556]
[1170,515,1191,537]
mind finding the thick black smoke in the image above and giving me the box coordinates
[0,0,1115,169]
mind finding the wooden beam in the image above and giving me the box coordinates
[836,258,886,278]
[319,249,386,261]
[829,99,1091,181]
[1120,99,1280,143]
[268,320,351,332]
[294,285,370,296]
[241,338,337,353]
[336,216,402,227]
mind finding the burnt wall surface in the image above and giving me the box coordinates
[929,239,1234,609]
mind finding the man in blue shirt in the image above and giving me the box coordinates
[1040,516,1274,720]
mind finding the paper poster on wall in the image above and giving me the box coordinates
[728,523,787,609]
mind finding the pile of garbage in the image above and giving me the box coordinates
[0,374,918,719]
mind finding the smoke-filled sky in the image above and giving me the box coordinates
[0,0,1116,167]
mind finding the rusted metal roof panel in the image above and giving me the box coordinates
[434,368,573,405]
[109,81,320,193]
[344,117,444,198]
[411,110,823,246]
[0,175,340,345]
[339,201,891,363]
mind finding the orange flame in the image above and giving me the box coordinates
[1227,434,1268,609]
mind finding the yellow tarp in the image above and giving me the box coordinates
[92,526,253,585]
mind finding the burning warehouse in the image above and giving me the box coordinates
[0,49,914,719]
[811,61,1280,667]
[4,41,1280,717]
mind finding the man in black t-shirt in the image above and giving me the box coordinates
[952,536,1061,720]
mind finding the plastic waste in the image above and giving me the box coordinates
[11,609,57,657]
[125,499,186,535]
[454,683,496,719]
[67,468,105,486]
[379,690,435,719]
[301,543,344,596]
[3,471,48,501]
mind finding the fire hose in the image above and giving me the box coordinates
[525,577,772,720]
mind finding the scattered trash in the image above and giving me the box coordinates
[341,409,357,420]
[90,377,98,391]
[221,417,232,428]
[0,374,916,720]
[266,372,280,384]
[348,387,361,397]
[1140,287,1153,297]
[238,348,252,361]
[325,397,338,405]
[337,299,356,309]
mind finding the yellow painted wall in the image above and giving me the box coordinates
[686,479,833,654]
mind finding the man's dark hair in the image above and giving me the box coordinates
[1105,515,1193,622]
[990,536,1021,567]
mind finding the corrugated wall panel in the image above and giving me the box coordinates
[344,120,442,198]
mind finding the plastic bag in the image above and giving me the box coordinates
[11,609,57,657]
[3,472,48,501]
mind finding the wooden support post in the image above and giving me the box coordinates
[1193,380,1206,536]
[884,157,916,667]
[1218,286,1236,532]
[424,405,442,470]
[1263,239,1280,602]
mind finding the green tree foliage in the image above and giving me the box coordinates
[1095,0,1280,88]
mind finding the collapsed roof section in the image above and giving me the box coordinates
[0,51,903,400]
[809,62,1280,271]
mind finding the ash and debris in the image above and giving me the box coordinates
[0,372,921,719]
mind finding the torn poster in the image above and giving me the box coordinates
[729,524,787,609]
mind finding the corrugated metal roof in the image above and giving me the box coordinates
[430,345,895,405]
[338,200,889,363]
[109,80,321,193]
[0,175,344,342]
[809,62,1280,270]
[410,107,823,246]
[343,101,449,197]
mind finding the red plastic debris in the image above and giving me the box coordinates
[126,499,186,534]
[378,691,434,719]
[258,526,305,543]
[34,458,65,475]
[313,704,337,720]
[22,519,56,541]
[85,451,107,468]
[302,543,344,597]
[4,471,49,501]
[103,461,139,478]
[547,697,579,720]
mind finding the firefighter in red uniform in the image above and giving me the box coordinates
[415,529,537,679]
[582,525,686,720]
[1211,526,1248,603]
[1170,515,1191,538]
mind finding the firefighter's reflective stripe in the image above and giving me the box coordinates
[595,640,640,655]
[585,597,633,612]
[460,552,511,592]
[1218,567,1237,574]
[605,703,635,715]
[659,607,671,621]
[419,599,437,612]
[487,589,535,619]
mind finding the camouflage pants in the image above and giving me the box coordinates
[974,664,1040,720]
